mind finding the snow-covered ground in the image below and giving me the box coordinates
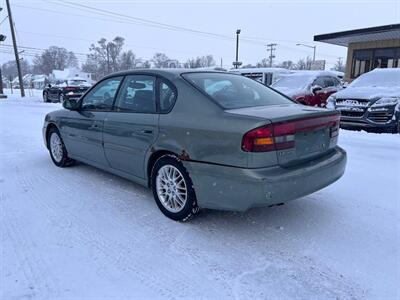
[1,90,399,300]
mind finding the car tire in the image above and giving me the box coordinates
[47,127,75,167]
[151,155,199,221]
[58,93,65,103]
[43,92,49,103]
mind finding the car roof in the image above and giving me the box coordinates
[229,67,291,74]
[368,67,400,74]
[67,77,87,81]
[102,68,228,81]
[283,70,339,77]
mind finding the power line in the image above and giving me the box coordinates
[12,2,342,59]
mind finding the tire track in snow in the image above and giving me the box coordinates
[15,167,226,299]
[232,254,365,300]
[1,193,59,300]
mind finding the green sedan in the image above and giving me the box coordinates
[43,69,347,221]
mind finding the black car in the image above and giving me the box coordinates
[327,69,400,133]
[43,78,92,103]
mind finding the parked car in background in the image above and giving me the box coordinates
[271,71,343,107]
[327,68,400,133]
[230,67,292,86]
[43,78,92,103]
[43,69,346,221]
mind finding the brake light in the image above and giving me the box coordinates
[242,114,340,152]
[241,125,275,152]
[330,121,339,138]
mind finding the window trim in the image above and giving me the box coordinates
[157,77,178,114]
[78,76,124,112]
[112,74,158,114]
[109,73,178,115]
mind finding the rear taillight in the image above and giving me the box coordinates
[330,121,339,138]
[65,87,75,91]
[241,125,275,152]
[242,114,340,152]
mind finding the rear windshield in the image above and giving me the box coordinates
[272,74,314,89]
[182,72,292,109]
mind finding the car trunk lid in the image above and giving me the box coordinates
[65,85,90,93]
[226,104,340,167]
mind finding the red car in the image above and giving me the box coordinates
[271,71,343,107]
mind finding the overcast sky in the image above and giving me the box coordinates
[1,0,399,69]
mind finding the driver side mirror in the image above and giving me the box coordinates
[311,85,323,95]
[47,83,52,88]
[62,99,79,110]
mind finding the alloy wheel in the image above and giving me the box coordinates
[50,132,63,163]
[156,165,188,213]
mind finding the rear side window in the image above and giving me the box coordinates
[114,75,156,113]
[182,73,292,109]
[159,81,176,112]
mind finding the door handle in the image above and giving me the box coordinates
[140,129,153,134]
[131,129,153,136]
[88,124,99,130]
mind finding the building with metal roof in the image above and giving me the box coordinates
[314,24,400,81]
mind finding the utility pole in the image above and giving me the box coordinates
[266,43,277,67]
[0,7,7,98]
[5,0,24,97]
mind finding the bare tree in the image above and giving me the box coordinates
[120,50,136,71]
[2,59,31,78]
[293,56,312,70]
[334,57,345,72]
[32,46,78,75]
[256,58,269,68]
[184,55,215,68]
[275,60,294,69]
[83,37,126,80]
[152,53,170,68]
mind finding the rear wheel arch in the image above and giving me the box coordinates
[147,150,178,187]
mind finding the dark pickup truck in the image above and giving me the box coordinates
[43,78,92,103]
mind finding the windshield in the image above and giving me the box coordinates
[182,72,292,109]
[272,74,314,90]
[68,79,88,86]
[349,70,400,88]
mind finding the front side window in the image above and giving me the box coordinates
[313,76,327,88]
[114,75,156,113]
[183,72,292,109]
[81,77,123,110]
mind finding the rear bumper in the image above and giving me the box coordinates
[183,146,347,211]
